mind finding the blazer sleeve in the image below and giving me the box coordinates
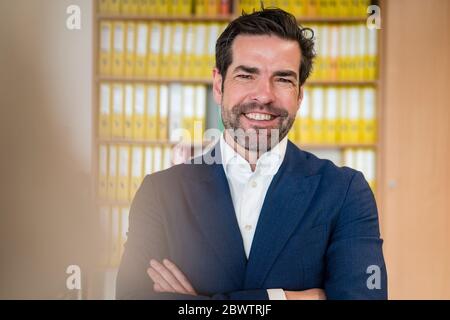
[324,171,388,299]
[115,175,269,300]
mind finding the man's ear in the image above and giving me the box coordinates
[298,85,304,104]
[212,68,223,105]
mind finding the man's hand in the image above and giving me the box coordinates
[147,259,197,296]
[285,288,326,300]
[147,258,326,300]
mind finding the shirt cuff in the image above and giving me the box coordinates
[267,289,287,300]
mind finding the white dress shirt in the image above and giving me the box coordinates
[219,133,288,300]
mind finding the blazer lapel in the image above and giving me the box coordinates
[244,142,322,289]
[181,143,247,287]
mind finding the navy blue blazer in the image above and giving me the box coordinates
[116,140,387,299]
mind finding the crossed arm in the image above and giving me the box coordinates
[146,258,326,300]
[116,172,387,300]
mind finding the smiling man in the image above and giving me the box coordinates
[116,7,387,300]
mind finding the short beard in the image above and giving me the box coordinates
[221,101,295,153]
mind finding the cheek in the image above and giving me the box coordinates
[279,95,300,115]
[223,85,246,107]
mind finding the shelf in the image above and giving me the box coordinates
[97,138,208,147]
[97,13,234,22]
[97,138,376,149]
[96,75,212,85]
[97,13,368,23]
[97,76,378,87]
[300,143,377,149]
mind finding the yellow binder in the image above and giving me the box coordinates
[109,0,121,13]
[98,0,110,13]
[99,83,111,138]
[145,84,159,140]
[117,144,131,201]
[196,0,207,16]
[130,145,144,199]
[163,146,172,170]
[144,146,154,175]
[133,84,146,139]
[337,87,348,143]
[180,0,193,16]
[324,87,338,144]
[111,83,124,138]
[99,21,113,76]
[206,0,219,16]
[158,85,169,140]
[169,84,183,142]
[338,24,349,81]
[160,23,172,78]
[112,22,125,76]
[194,85,206,143]
[205,23,220,78]
[329,25,339,81]
[361,87,376,143]
[347,87,361,143]
[124,22,136,77]
[158,0,170,15]
[347,24,357,81]
[135,23,148,77]
[366,27,378,80]
[355,24,366,81]
[311,87,325,144]
[123,84,134,139]
[182,23,196,79]
[306,0,319,17]
[298,88,312,144]
[193,23,207,79]
[182,85,195,142]
[147,22,162,78]
[169,23,185,78]
[153,146,163,172]
[290,0,306,17]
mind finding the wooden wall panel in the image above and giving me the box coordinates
[381,0,450,299]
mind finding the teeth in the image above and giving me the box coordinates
[245,113,274,121]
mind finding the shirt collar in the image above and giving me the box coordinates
[220,132,288,178]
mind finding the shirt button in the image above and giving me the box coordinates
[251,180,257,188]
[244,224,253,231]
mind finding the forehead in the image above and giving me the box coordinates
[230,34,301,72]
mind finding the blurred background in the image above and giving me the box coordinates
[0,0,448,299]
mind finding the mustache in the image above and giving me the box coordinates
[231,102,289,118]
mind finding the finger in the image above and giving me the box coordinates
[150,260,188,294]
[147,267,174,293]
[163,259,197,295]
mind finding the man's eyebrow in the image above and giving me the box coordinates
[232,65,260,74]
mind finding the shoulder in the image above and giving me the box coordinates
[288,141,361,183]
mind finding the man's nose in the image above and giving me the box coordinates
[249,78,276,105]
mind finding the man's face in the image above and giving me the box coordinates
[213,34,303,152]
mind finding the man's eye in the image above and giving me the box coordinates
[277,78,293,83]
[236,74,252,79]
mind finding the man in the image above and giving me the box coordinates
[116,8,387,300]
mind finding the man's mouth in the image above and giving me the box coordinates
[243,112,278,121]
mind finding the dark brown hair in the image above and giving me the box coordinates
[215,7,316,86]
